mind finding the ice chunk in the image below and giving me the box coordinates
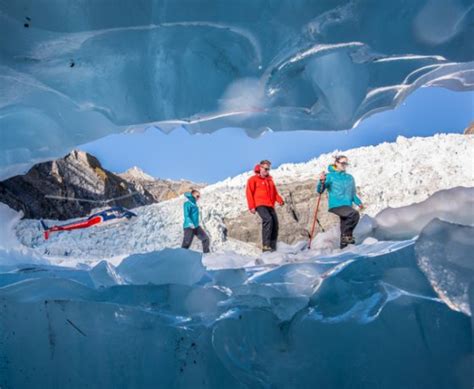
[212,309,285,387]
[416,218,474,316]
[206,268,248,288]
[248,262,324,297]
[203,251,256,270]
[0,278,97,302]
[309,226,340,252]
[89,260,124,288]
[369,187,474,240]
[0,264,94,289]
[0,298,191,388]
[100,283,228,317]
[118,248,205,286]
[308,242,438,323]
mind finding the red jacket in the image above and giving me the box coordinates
[246,165,284,210]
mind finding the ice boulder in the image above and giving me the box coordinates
[89,260,124,288]
[248,262,324,297]
[117,248,205,286]
[0,277,97,303]
[369,187,474,240]
[0,264,93,289]
[416,218,474,316]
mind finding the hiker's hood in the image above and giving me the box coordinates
[184,192,196,203]
[254,164,273,178]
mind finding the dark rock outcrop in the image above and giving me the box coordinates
[225,180,340,246]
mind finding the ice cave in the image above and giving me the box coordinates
[0,1,473,388]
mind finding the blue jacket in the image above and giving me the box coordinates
[183,192,200,229]
[316,165,362,210]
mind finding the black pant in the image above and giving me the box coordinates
[329,206,360,238]
[256,206,279,250]
[182,226,210,253]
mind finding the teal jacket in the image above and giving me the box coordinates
[183,192,200,229]
[316,165,362,210]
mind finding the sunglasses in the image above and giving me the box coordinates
[261,167,270,171]
[338,161,349,166]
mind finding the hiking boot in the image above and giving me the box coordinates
[262,245,273,253]
[340,235,355,249]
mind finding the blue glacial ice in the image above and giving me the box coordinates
[118,248,206,286]
[0,186,471,387]
[0,161,472,387]
[1,0,473,167]
[1,224,473,387]
[416,218,474,316]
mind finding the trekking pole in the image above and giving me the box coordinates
[308,194,322,249]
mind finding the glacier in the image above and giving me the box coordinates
[1,0,473,384]
[1,0,474,168]
[1,134,473,388]
[1,205,472,388]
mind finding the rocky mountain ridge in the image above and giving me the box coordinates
[118,167,203,203]
[0,151,201,220]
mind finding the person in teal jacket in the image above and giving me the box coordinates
[316,155,364,249]
[181,190,210,253]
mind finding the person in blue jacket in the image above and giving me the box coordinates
[181,190,210,253]
[316,155,364,249]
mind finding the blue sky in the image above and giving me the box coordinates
[82,87,473,183]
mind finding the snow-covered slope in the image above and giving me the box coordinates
[15,134,474,263]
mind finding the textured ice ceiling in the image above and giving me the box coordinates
[1,0,473,167]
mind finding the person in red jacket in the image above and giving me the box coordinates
[246,160,284,252]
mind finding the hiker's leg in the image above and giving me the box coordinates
[269,207,279,251]
[330,206,359,248]
[334,207,359,237]
[195,226,210,253]
[181,228,194,249]
[344,208,360,237]
[329,207,346,239]
[256,206,273,249]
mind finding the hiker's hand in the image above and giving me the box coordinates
[249,209,256,214]
[278,199,285,206]
[358,204,365,211]
[319,172,326,182]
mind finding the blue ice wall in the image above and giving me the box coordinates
[0,0,473,166]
